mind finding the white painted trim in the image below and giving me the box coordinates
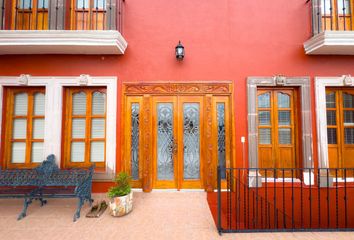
[334,178,354,183]
[261,178,301,183]
[315,76,354,168]
[0,30,128,55]
[304,31,354,55]
[0,75,117,180]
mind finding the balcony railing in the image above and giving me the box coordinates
[305,0,354,54]
[312,0,353,35]
[0,0,127,54]
[216,167,354,233]
[0,0,123,31]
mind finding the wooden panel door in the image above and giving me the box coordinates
[326,90,341,170]
[124,96,144,188]
[152,96,204,189]
[152,96,178,188]
[212,96,231,189]
[340,90,354,169]
[178,96,204,189]
[326,89,354,172]
[257,88,298,177]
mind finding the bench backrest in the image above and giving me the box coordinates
[0,155,94,187]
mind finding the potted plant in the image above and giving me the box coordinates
[107,172,133,217]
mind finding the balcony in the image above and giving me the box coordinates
[0,0,127,54]
[304,0,354,55]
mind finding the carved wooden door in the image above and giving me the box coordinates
[123,83,233,191]
[151,96,204,188]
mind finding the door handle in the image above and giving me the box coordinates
[170,136,178,154]
[173,136,178,154]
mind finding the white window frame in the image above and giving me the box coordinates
[0,74,117,180]
[315,75,354,171]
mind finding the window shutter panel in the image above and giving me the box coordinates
[13,119,27,139]
[14,93,28,115]
[72,119,86,138]
[33,119,44,139]
[34,93,45,115]
[91,118,105,138]
[31,142,44,163]
[49,0,64,29]
[279,129,291,144]
[90,141,104,162]
[73,92,87,115]
[92,92,106,115]
[71,142,85,162]
[278,93,290,108]
[0,0,3,30]
[11,142,26,163]
[106,0,116,30]
[259,128,271,144]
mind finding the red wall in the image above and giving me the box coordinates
[1,0,354,192]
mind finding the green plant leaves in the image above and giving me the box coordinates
[107,172,132,198]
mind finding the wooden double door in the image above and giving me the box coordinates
[152,96,204,189]
[123,83,232,191]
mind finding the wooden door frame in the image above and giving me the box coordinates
[122,82,234,192]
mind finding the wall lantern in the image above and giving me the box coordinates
[175,41,185,61]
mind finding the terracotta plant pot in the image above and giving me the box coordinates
[108,191,133,217]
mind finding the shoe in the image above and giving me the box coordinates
[86,202,99,218]
[95,200,108,217]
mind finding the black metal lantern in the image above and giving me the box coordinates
[175,41,184,61]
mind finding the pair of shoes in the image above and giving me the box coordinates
[95,200,108,217]
[86,200,107,218]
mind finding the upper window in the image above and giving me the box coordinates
[12,0,49,30]
[3,87,45,168]
[257,88,298,177]
[62,87,106,169]
[321,0,353,31]
[71,0,107,30]
[326,89,354,168]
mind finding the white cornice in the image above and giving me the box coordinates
[0,30,128,55]
[304,31,354,55]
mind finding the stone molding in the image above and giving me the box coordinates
[247,76,313,171]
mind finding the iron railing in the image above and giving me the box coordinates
[0,0,123,31]
[311,0,353,35]
[217,166,354,234]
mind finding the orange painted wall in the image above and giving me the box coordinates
[1,0,354,192]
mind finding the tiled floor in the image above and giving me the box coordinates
[0,191,353,240]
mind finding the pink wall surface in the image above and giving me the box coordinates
[0,0,354,191]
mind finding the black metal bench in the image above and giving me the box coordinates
[0,154,94,221]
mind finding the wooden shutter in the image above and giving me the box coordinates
[327,88,354,170]
[63,87,106,169]
[4,88,45,168]
[12,0,49,30]
[257,88,298,177]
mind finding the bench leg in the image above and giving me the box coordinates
[39,198,47,206]
[18,198,32,220]
[73,198,84,222]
